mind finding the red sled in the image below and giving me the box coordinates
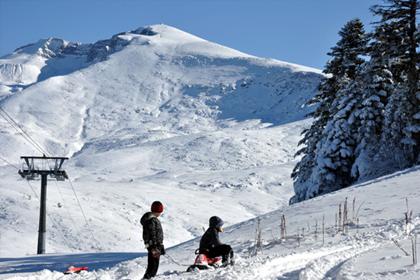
[64,265,89,274]
[186,249,222,272]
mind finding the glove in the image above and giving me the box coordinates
[150,247,161,258]
[160,245,166,255]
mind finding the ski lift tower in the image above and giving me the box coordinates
[18,155,69,254]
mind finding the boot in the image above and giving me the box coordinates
[222,250,234,267]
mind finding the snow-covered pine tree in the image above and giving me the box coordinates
[291,19,367,203]
[314,75,364,196]
[352,22,395,180]
[372,0,419,163]
[291,73,337,203]
[417,23,420,162]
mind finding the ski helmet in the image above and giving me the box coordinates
[151,201,164,213]
[209,216,224,228]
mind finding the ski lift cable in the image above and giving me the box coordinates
[0,109,79,226]
[25,178,39,200]
[26,180,72,248]
[0,108,80,228]
[1,154,75,250]
[0,109,90,247]
[0,107,99,249]
[42,157,78,226]
[0,108,51,156]
[0,155,20,170]
[0,117,45,156]
[0,108,49,156]
[0,109,36,147]
[46,156,79,230]
[53,180,78,226]
[67,177,102,249]
[25,180,73,248]
[68,177,102,248]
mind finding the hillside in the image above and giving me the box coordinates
[0,24,322,257]
[0,23,419,280]
[1,166,419,279]
[0,25,321,162]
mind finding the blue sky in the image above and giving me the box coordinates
[0,0,378,69]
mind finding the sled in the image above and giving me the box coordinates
[64,265,89,274]
[186,249,222,272]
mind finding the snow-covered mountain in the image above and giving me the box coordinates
[0,24,323,258]
[1,24,419,280]
[0,25,320,158]
[0,24,322,162]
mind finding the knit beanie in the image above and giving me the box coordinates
[209,216,224,228]
[151,201,164,213]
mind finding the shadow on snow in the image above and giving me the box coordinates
[0,252,145,275]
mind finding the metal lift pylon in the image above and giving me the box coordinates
[18,155,69,254]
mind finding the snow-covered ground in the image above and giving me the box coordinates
[1,24,418,279]
[0,24,321,256]
[1,166,419,279]
[0,23,320,270]
[0,119,306,257]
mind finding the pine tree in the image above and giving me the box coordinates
[313,19,367,197]
[291,19,367,203]
[352,21,395,179]
[292,1,419,204]
[314,75,364,195]
[372,0,419,163]
[291,74,338,203]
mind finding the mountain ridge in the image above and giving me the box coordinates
[0,24,323,162]
[0,24,322,257]
[0,24,322,91]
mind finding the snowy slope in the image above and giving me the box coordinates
[0,24,321,161]
[0,120,307,257]
[0,38,88,94]
[1,24,419,280]
[0,24,322,259]
[1,166,419,279]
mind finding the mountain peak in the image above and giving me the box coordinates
[0,24,321,93]
[134,24,207,42]
[14,37,71,58]
[124,24,253,59]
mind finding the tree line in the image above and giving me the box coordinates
[291,0,419,203]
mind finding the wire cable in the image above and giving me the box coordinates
[25,180,73,250]
[0,155,20,170]
[0,108,48,156]
[0,107,98,250]
[68,177,102,249]
[0,107,80,229]
[53,180,77,226]
[0,107,50,155]
[25,179,40,200]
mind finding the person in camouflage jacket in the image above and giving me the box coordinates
[141,201,165,279]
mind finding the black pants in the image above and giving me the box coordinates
[207,244,234,262]
[143,249,160,279]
